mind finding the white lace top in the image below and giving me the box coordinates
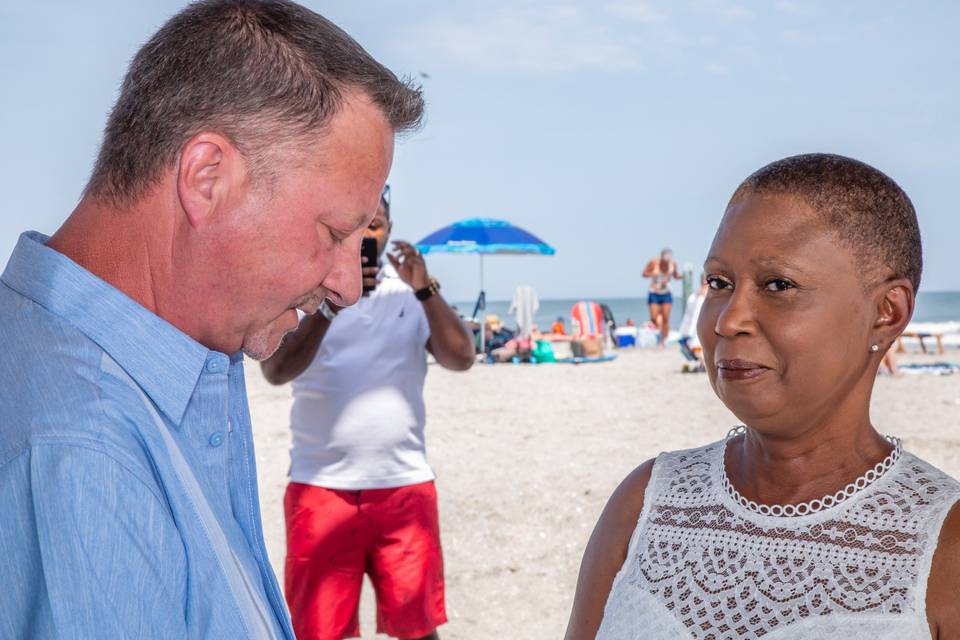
[597,439,960,640]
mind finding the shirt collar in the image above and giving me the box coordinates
[380,261,399,281]
[1,231,214,425]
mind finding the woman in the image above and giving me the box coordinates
[642,249,682,347]
[566,154,960,639]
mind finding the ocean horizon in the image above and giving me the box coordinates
[454,290,960,330]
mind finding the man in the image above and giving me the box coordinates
[0,2,422,638]
[261,191,475,640]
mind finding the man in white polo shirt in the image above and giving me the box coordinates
[261,188,475,640]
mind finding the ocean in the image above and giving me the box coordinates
[454,290,960,330]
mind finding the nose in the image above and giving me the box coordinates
[712,287,757,339]
[323,239,363,308]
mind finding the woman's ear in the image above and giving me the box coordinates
[873,278,914,350]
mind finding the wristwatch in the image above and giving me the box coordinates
[318,300,338,321]
[415,277,441,301]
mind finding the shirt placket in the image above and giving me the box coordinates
[187,353,233,519]
[228,357,292,639]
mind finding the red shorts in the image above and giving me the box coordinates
[283,480,446,640]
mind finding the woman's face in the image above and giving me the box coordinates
[697,192,879,434]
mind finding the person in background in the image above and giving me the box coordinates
[0,2,423,638]
[552,316,567,335]
[642,248,683,347]
[261,190,474,640]
[677,274,709,371]
[483,314,516,355]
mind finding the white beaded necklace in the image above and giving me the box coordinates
[721,425,903,517]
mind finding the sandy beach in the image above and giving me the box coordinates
[248,347,960,639]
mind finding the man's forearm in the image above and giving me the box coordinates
[422,294,475,371]
[259,312,332,385]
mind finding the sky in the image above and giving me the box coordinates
[1,0,958,302]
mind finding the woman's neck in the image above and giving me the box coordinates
[726,417,893,507]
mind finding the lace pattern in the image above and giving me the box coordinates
[597,440,960,640]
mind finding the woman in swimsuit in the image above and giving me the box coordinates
[642,248,682,347]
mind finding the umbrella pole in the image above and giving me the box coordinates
[479,254,485,361]
[480,253,485,293]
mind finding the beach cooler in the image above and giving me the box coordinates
[614,326,637,347]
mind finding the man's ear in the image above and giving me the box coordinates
[872,278,914,350]
[176,132,245,229]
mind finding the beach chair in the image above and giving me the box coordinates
[571,301,605,340]
[571,301,606,357]
[897,331,945,355]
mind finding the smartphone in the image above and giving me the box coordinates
[361,237,379,293]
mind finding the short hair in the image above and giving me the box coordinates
[730,153,922,291]
[86,0,424,204]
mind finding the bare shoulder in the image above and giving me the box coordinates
[564,459,656,640]
[927,499,960,639]
[598,459,657,540]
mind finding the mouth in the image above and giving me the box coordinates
[715,358,772,381]
[295,301,321,315]
[292,290,325,315]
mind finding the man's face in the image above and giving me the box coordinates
[204,92,394,359]
[365,200,392,261]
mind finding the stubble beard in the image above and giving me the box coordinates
[241,320,286,361]
[243,291,324,361]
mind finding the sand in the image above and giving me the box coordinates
[247,347,960,639]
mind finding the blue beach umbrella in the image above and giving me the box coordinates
[416,218,556,349]
[416,218,556,256]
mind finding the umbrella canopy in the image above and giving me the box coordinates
[415,218,555,360]
[416,218,556,255]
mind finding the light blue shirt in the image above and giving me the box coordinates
[0,232,294,639]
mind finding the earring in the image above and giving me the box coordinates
[871,344,880,352]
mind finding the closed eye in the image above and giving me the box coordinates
[320,222,345,246]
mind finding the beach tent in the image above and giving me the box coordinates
[416,218,555,353]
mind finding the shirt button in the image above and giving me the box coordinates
[209,432,225,447]
[205,358,222,374]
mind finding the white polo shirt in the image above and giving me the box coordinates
[289,264,433,490]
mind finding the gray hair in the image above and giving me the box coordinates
[86,0,424,205]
